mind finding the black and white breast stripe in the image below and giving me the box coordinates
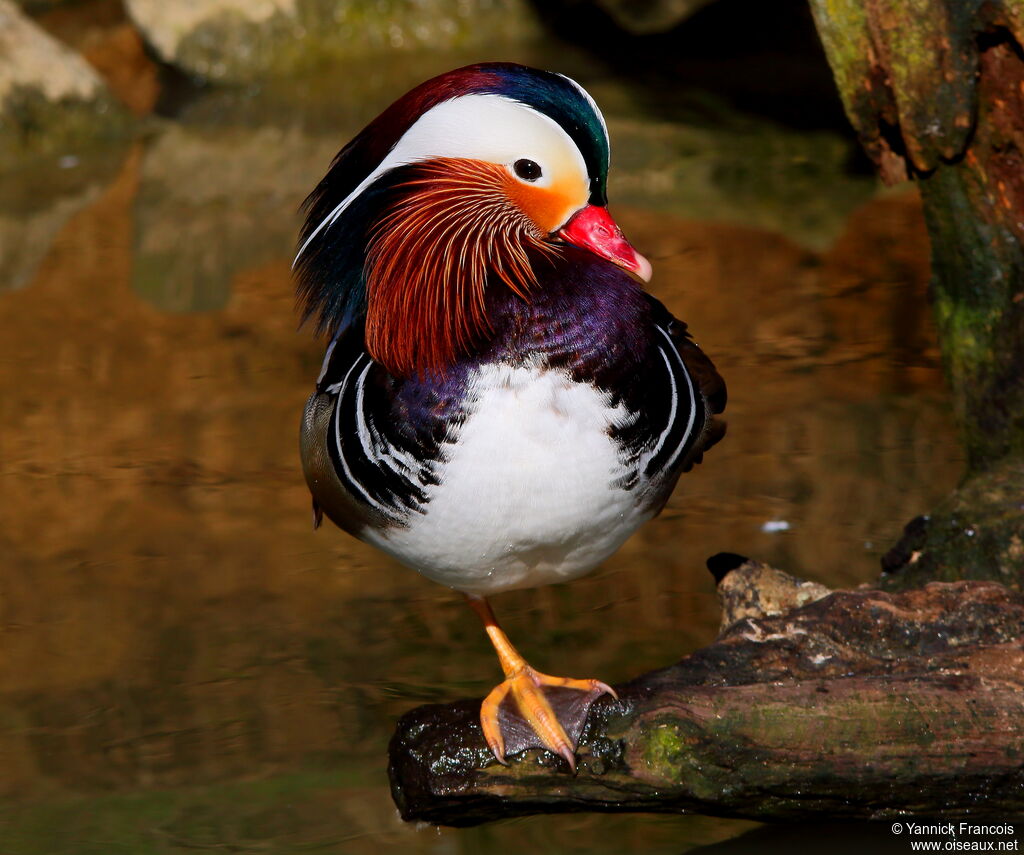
[325,352,436,525]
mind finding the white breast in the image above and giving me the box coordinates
[365,363,650,595]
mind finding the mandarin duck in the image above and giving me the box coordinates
[295,63,726,770]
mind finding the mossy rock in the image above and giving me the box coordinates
[126,0,544,84]
[0,0,129,166]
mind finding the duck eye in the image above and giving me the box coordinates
[513,159,542,181]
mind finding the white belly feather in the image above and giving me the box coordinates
[364,363,650,595]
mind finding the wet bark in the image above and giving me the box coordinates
[388,560,1024,827]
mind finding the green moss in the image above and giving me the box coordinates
[919,161,1024,469]
[932,295,1001,374]
[632,693,966,810]
[717,698,947,773]
[642,721,686,774]
[885,0,974,166]
[812,0,976,168]
[636,717,734,800]
[808,0,874,127]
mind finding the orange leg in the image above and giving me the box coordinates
[466,594,617,772]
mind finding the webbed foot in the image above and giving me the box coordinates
[481,665,616,770]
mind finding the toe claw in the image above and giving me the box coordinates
[483,727,508,765]
[480,681,512,764]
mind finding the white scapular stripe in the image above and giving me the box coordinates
[648,345,678,465]
[351,359,420,477]
[353,360,376,464]
[653,324,697,472]
[331,354,393,516]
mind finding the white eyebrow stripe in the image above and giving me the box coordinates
[293,92,589,267]
[294,163,385,266]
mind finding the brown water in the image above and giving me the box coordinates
[0,32,963,855]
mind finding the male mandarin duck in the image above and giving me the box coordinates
[295,63,726,770]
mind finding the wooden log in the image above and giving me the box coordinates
[388,560,1024,826]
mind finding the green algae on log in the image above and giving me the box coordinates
[808,0,1024,472]
[388,561,1024,826]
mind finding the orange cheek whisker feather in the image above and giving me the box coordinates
[364,158,558,379]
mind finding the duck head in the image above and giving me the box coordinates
[295,62,650,378]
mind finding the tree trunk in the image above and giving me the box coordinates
[807,1,1024,591]
[808,0,1024,473]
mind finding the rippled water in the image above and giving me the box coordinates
[0,31,963,855]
